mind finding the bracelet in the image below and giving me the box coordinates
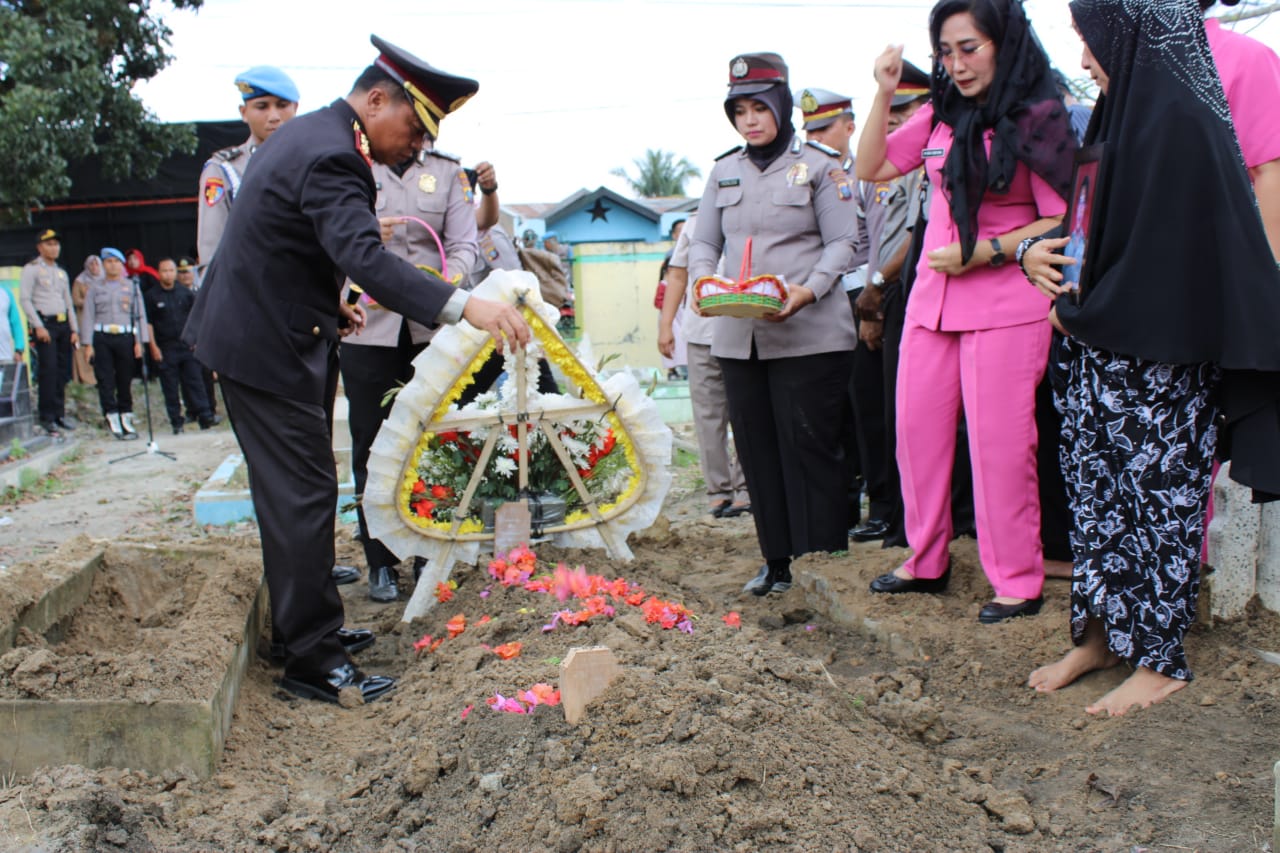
[1016,235,1046,284]
[480,183,498,195]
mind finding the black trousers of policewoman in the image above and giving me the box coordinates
[720,349,853,562]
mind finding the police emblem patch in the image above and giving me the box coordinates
[419,174,437,193]
[829,169,853,201]
[786,163,808,186]
[731,57,749,78]
[456,170,474,204]
[203,177,226,207]
[874,182,893,205]
[800,90,819,115]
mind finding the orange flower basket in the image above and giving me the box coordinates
[694,237,787,318]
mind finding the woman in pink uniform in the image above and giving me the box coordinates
[855,0,1076,623]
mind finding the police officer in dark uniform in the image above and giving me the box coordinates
[185,35,529,704]
[144,257,217,434]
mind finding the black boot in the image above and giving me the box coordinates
[753,559,792,596]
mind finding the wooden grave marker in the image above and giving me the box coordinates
[493,501,532,556]
[560,646,621,725]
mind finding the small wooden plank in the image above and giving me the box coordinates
[560,646,620,725]
[493,502,532,555]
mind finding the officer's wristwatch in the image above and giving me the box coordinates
[870,271,885,288]
[988,238,1006,268]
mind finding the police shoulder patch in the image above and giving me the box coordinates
[426,148,461,163]
[715,145,743,161]
[805,140,840,158]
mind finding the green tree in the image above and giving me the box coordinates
[611,149,702,198]
[0,0,202,223]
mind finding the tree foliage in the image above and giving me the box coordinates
[0,0,202,223]
[611,149,702,198]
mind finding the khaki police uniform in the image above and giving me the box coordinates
[80,276,149,419]
[196,139,254,271]
[340,149,479,578]
[19,256,77,426]
[688,136,859,562]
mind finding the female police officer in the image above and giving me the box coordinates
[688,52,859,596]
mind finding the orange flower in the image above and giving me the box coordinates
[518,683,561,707]
[446,614,467,638]
[435,580,456,603]
[413,634,442,653]
[722,612,742,629]
[493,641,522,660]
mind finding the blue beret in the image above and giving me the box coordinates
[100,247,125,263]
[235,66,299,103]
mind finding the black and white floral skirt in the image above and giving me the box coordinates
[1053,336,1220,681]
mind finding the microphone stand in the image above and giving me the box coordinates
[111,277,175,463]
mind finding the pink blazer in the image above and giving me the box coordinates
[886,103,1066,332]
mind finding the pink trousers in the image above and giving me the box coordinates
[897,319,1052,600]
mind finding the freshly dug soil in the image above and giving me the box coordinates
[0,540,262,702]
[0,430,1276,852]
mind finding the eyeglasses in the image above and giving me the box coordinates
[934,41,992,65]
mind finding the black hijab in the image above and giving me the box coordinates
[930,0,1076,263]
[1062,0,1280,498]
[725,87,796,171]
[1058,0,1280,369]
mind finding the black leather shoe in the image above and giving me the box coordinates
[55,417,77,431]
[331,564,360,585]
[849,518,891,542]
[710,499,732,518]
[279,663,396,704]
[869,563,951,594]
[336,627,375,653]
[199,414,222,429]
[978,597,1044,624]
[369,566,399,602]
[742,564,770,594]
[720,503,752,518]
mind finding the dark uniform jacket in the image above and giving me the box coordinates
[187,98,455,405]
[144,284,196,348]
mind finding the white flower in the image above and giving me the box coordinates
[492,456,517,478]
[498,434,520,454]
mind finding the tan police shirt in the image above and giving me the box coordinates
[80,277,150,344]
[18,258,77,332]
[196,138,253,272]
[688,138,858,360]
[343,149,479,348]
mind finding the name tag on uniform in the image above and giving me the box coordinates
[922,148,945,158]
[718,178,740,188]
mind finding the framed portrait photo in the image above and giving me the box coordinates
[1062,143,1104,303]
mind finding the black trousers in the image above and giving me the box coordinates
[1037,333,1072,562]
[157,342,211,427]
[848,289,891,524]
[92,331,136,415]
[33,316,72,422]
[220,371,347,677]
[720,349,853,561]
[340,333,426,571]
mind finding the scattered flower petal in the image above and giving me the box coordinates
[723,612,742,628]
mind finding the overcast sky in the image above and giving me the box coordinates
[135,0,1280,205]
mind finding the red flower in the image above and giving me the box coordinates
[436,430,458,444]
[722,612,742,628]
[446,614,467,638]
[435,581,455,603]
[413,499,436,518]
[493,642,522,660]
[430,484,452,499]
[412,480,427,494]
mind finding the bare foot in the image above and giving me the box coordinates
[1043,559,1073,579]
[1085,666,1187,716]
[1028,643,1120,693]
